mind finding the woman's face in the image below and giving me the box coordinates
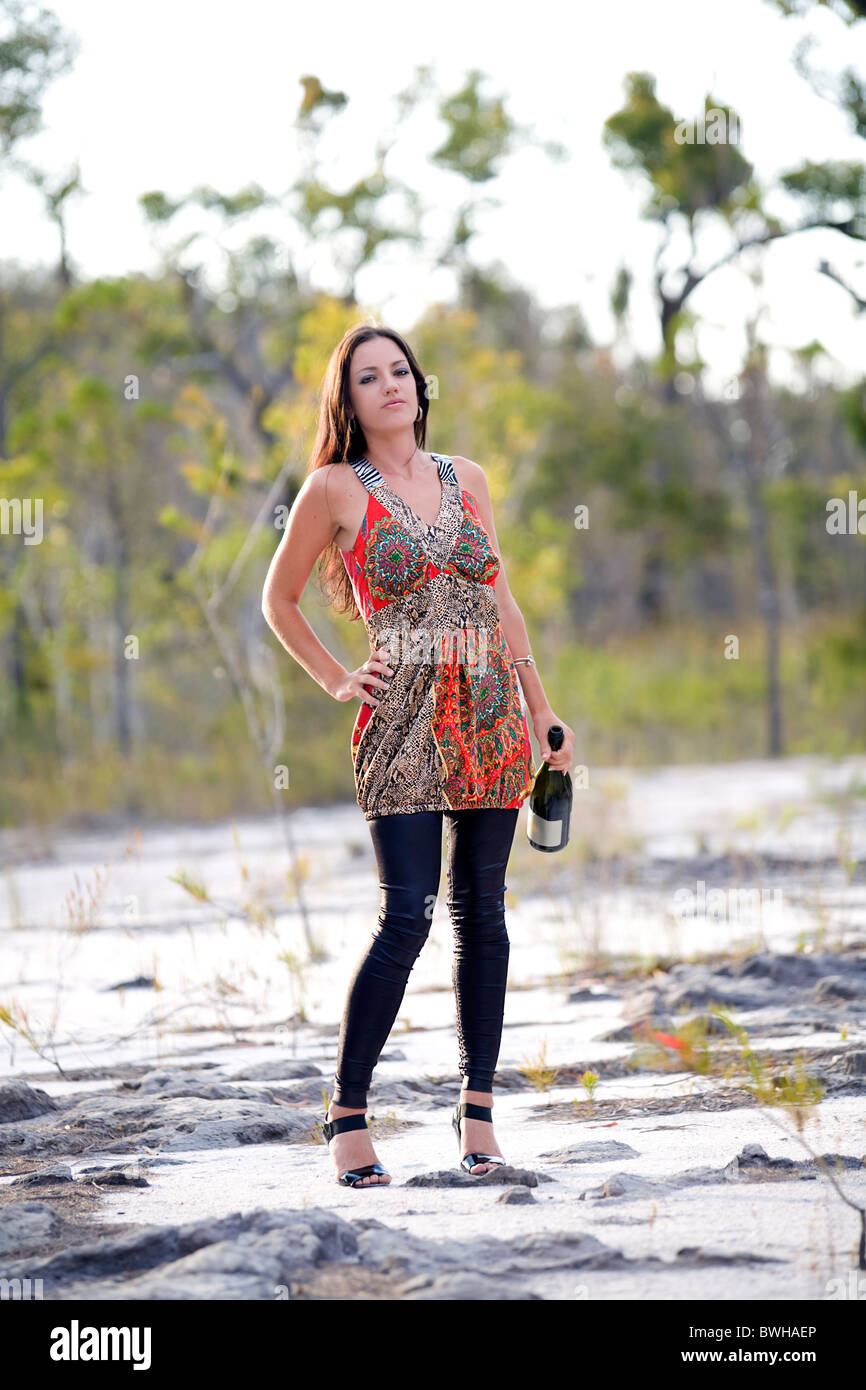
[347,336,419,436]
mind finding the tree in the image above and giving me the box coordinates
[601,62,866,751]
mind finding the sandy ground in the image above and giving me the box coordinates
[1,753,865,1300]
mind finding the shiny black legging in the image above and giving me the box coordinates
[331,807,519,1108]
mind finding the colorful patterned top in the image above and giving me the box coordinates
[339,452,536,820]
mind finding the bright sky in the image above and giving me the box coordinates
[5,0,866,395]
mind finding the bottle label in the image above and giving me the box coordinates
[527,808,563,848]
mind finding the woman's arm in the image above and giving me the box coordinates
[452,456,574,772]
[261,468,393,708]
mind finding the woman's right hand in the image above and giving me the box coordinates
[332,647,394,707]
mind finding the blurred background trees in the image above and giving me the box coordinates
[1,0,864,828]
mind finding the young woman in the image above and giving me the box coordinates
[261,322,574,1187]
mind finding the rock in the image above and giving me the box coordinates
[622,987,670,1023]
[142,1223,323,1285]
[667,982,748,1009]
[813,976,858,1002]
[365,1078,451,1105]
[579,1172,663,1201]
[538,1140,639,1164]
[768,956,821,985]
[0,1202,63,1257]
[843,1050,866,1076]
[721,1141,862,1181]
[674,1246,785,1266]
[596,1022,650,1043]
[626,950,866,1021]
[403,1166,543,1188]
[131,1070,282,1100]
[402,1271,541,1298]
[224,1060,324,1083]
[1,1203,629,1298]
[0,1092,315,1157]
[96,1271,274,1300]
[0,1081,57,1125]
[723,1151,799,1181]
[354,1223,619,1277]
[0,1206,358,1289]
[495,1187,536,1204]
[667,1165,724,1187]
[808,1152,864,1173]
[10,1163,73,1187]
[731,953,820,986]
[85,1167,150,1187]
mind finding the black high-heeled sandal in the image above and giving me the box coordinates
[452,1100,507,1174]
[320,1112,391,1188]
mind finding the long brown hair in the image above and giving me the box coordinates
[308,321,430,621]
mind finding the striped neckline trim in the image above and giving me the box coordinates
[350,452,458,489]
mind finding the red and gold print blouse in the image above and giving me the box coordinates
[338,452,536,820]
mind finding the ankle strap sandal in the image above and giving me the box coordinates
[320,1111,391,1188]
[452,1100,507,1174]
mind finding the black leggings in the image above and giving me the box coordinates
[331,807,520,1108]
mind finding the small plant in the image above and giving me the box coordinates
[0,1000,39,1055]
[277,948,310,1036]
[581,1068,599,1100]
[64,866,110,934]
[636,1006,866,1270]
[311,1087,330,1144]
[519,1037,560,1100]
[0,1000,69,1078]
[571,1067,600,1117]
[240,893,276,934]
[716,1012,825,1116]
[168,869,210,902]
[632,1013,716,1077]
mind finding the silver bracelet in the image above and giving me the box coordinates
[512,655,536,667]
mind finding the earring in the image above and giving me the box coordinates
[415,405,422,422]
[348,417,357,432]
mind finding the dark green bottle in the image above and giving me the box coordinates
[526,725,572,852]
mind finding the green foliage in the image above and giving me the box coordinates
[2,51,865,827]
[432,71,517,183]
[603,73,752,220]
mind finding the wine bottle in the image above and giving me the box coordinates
[526,725,572,852]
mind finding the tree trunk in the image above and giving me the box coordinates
[739,370,784,757]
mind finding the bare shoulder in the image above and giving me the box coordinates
[304,460,365,515]
[306,460,361,498]
[447,454,490,496]
[305,461,370,548]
